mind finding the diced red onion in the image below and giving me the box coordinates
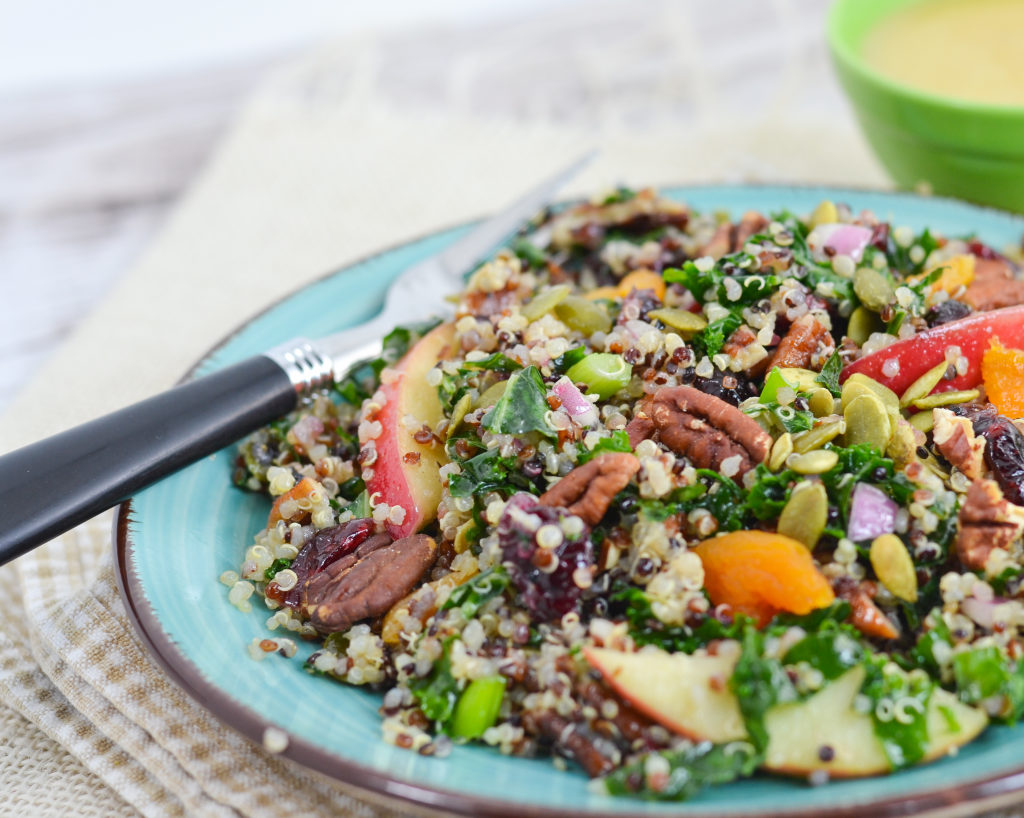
[961,597,1002,630]
[291,415,325,452]
[554,377,598,426]
[847,483,898,541]
[807,223,873,264]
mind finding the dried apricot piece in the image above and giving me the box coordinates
[908,254,975,295]
[617,269,666,301]
[584,286,621,302]
[982,337,1024,419]
[695,530,835,627]
[268,477,321,526]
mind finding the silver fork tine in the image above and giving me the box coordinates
[434,150,595,278]
[326,150,595,370]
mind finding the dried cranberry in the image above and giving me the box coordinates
[869,222,891,253]
[926,300,972,327]
[967,239,1002,261]
[982,418,1024,506]
[955,405,1024,505]
[284,518,376,607]
[497,493,595,622]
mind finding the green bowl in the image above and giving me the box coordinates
[828,0,1024,212]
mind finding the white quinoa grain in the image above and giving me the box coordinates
[262,727,289,753]
[536,524,564,550]
[832,255,855,277]
[229,581,255,607]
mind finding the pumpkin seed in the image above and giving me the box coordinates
[555,295,613,335]
[842,373,900,433]
[453,520,476,554]
[793,417,845,453]
[646,308,707,339]
[899,360,950,408]
[908,409,935,433]
[846,306,883,346]
[886,418,920,468]
[809,387,837,418]
[809,200,838,229]
[447,393,473,440]
[777,481,828,548]
[522,284,570,321]
[769,432,794,471]
[474,380,508,409]
[777,367,821,392]
[912,389,981,410]
[844,392,892,450]
[788,449,839,475]
[853,266,895,311]
[870,534,918,602]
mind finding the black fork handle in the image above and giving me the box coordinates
[0,355,298,566]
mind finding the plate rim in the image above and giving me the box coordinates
[114,183,1024,817]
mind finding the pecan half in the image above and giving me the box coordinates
[697,211,769,259]
[932,408,985,479]
[964,257,1024,312]
[303,533,438,633]
[767,313,832,371]
[649,385,771,477]
[734,210,769,250]
[625,397,655,448]
[699,222,732,259]
[539,452,640,525]
[956,479,1024,571]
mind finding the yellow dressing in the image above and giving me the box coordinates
[861,0,1024,107]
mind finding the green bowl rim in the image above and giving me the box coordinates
[827,0,1024,122]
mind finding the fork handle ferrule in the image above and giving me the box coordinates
[264,338,335,396]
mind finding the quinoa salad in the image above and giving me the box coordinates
[223,188,1024,801]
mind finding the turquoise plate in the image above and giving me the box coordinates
[117,185,1024,817]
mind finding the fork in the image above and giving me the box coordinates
[0,153,592,565]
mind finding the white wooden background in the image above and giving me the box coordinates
[0,0,842,415]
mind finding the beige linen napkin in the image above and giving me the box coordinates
[0,4,895,815]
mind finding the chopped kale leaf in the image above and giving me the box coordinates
[482,365,556,439]
[578,430,633,464]
[730,628,797,752]
[410,637,460,725]
[602,741,759,801]
[815,350,843,397]
[862,656,932,768]
[442,567,511,619]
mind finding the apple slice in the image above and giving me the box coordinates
[582,646,746,743]
[361,323,454,539]
[764,664,987,775]
[584,646,987,777]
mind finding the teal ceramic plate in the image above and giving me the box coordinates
[117,185,1024,817]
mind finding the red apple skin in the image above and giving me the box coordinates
[362,323,454,539]
[840,304,1024,396]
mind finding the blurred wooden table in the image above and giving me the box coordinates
[0,57,281,413]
